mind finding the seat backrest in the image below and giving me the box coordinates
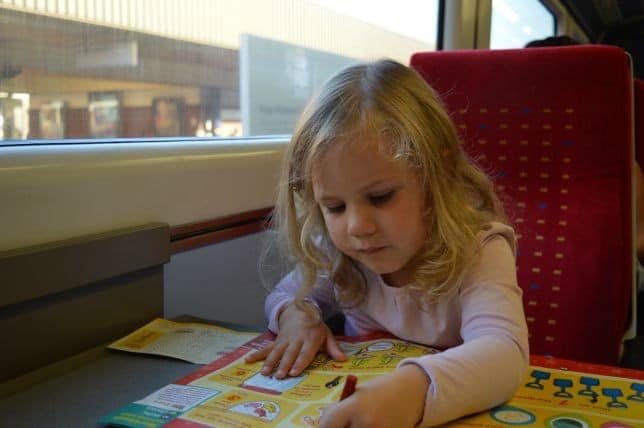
[411,46,633,365]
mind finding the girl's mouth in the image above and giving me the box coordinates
[358,246,387,254]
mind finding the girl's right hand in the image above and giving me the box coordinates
[244,303,346,378]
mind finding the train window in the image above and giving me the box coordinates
[490,0,555,49]
[0,0,438,143]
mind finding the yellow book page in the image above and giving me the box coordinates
[104,331,644,428]
[448,366,643,427]
[177,338,437,427]
[108,318,259,364]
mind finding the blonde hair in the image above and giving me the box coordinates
[271,59,507,309]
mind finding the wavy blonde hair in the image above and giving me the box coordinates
[271,59,507,309]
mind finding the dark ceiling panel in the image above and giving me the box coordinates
[559,0,644,78]
[560,0,605,40]
[617,0,644,20]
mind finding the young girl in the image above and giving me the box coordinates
[245,59,529,427]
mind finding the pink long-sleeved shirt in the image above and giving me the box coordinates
[265,222,529,426]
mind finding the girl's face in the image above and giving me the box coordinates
[312,136,427,287]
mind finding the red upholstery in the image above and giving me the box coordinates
[411,46,633,365]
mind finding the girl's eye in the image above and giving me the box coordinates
[369,190,395,206]
[325,203,345,214]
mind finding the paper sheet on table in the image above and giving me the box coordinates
[108,318,260,364]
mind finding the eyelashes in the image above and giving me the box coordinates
[325,204,345,214]
[323,190,397,214]
[369,190,395,206]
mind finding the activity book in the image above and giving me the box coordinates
[102,330,644,427]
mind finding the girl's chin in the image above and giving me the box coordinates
[362,262,407,280]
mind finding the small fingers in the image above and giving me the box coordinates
[318,400,351,428]
[274,341,304,378]
[260,341,290,376]
[244,343,273,363]
[288,341,319,376]
[325,336,347,362]
[245,340,314,379]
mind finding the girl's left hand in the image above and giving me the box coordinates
[318,364,428,428]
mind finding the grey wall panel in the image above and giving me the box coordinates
[164,231,282,328]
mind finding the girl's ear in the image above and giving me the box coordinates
[288,173,303,192]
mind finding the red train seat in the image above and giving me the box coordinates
[411,45,634,365]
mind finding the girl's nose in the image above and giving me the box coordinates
[347,206,376,237]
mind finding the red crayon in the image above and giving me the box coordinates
[339,374,358,401]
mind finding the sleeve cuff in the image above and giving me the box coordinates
[266,297,322,334]
[267,298,292,334]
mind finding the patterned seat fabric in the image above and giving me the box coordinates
[411,46,633,365]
